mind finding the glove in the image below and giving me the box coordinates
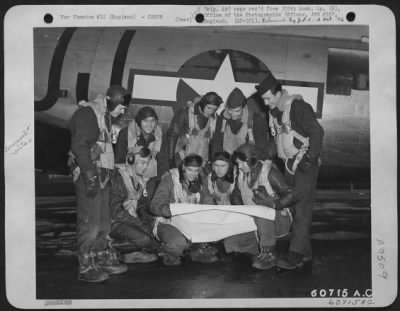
[252,186,275,208]
[90,144,102,161]
[83,170,99,198]
[161,205,172,218]
[193,96,202,105]
[67,153,78,174]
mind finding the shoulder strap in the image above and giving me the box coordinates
[282,99,309,145]
[170,168,186,203]
[187,103,196,133]
[207,174,214,195]
[245,106,256,143]
[221,117,227,134]
[209,117,216,137]
[170,168,180,184]
[247,105,254,129]
[237,166,245,190]
[241,105,249,124]
[127,121,140,150]
[240,106,255,143]
[269,111,277,136]
[258,160,276,197]
[152,124,163,153]
[118,167,135,200]
[281,96,294,125]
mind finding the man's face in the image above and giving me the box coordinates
[227,106,243,120]
[213,160,229,178]
[140,117,157,134]
[261,90,281,109]
[202,104,218,118]
[133,155,151,176]
[110,104,127,118]
[236,158,251,174]
[183,165,201,182]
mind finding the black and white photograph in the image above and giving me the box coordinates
[4,4,397,309]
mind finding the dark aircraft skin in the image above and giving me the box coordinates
[34,26,370,189]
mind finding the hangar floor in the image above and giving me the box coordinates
[36,177,371,300]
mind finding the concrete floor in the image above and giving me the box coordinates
[36,239,371,299]
[36,188,371,300]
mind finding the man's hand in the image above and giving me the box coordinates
[83,170,99,198]
[90,144,102,161]
[252,186,275,208]
[161,205,172,218]
[176,136,188,150]
[193,96,202,105]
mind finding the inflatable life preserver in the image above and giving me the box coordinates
[175,101,216,163]
[115,164,148,218]
[127,120,162,178]
[221,105,255,155]
[269,95,309,175]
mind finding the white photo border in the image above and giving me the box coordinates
[4,4,397,309]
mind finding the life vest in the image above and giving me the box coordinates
[175,102,216,162]
[127,121,162,153]
[221,105,255,154]
[170,168,201,204]
[69,95,114,188]
[237,160,292,234]
[237,160,277,206]
[269,92,309,175]
[127,120,162,178]
[152,168,201,239]
[115,164,148,218]
[111,123,123,144]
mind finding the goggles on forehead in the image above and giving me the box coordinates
[212,151,231,163]
[233,151,247,162]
